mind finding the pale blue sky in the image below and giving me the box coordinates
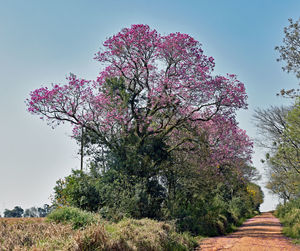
[0,0,299,214]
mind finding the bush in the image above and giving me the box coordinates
[53,170,101,212]
[47,206,98,229]
[275,198,300,241]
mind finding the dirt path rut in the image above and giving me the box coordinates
[197,212,300,251]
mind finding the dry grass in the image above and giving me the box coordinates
[0,217,196,250]
[0,218,45,224]
[0,217,76,250]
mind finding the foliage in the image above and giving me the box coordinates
[27,24,262,236]
[4,206,24,218]
[23,207,39,218]
[275,18,300,97]
[52,158,262,235]
[95,169,166,220]
[246,182,264,211]
[254,100,300,202]
[269,100,300,201]
[168,164,262,236]
[275,198,300,241]
[23,204,51,218]
[53,170,101,212]
[46,206,98,229]
[0,209,197,250]
[274,98,300,174]
[53,164,166,221]
[3,205,51,218]
[26,24,250,176]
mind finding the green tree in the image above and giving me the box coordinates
[24,207,39,217]
[53,170,101,212]
[268,99,300,199]
[4,206,24,218]
[254,100,300,201]
[254,18,300,201]
[275,18,300,97]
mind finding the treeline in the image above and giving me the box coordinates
[254,18,300,242]
[52,165,263,236]
[1,204,51,218]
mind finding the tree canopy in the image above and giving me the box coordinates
[27,24,252,169]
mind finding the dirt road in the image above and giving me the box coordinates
[197,212,300,251]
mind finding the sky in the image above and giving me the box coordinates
[0,0,299,214]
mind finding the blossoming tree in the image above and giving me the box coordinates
[27,24,250,164]
[27,24,256,219]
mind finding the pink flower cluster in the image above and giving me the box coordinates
[26,24,252,166]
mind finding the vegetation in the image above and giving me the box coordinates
[275,198,300,243]
[47,206,98,229]
[254,17,300,244]
[22,24,264,249]
[4,206,24,218]
[253,102,300,202]
[3,204,51,218]
[275,18,300,97]
[0,207,197,250]
[254,18,299,204]
[52,163,262,236]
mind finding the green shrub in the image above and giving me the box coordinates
[275,198,300,240]
[47,206,98,229]
[53,170,101,212]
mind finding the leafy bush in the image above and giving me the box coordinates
[47,206,98,229]
[96,170,166,221]
[172,184,258,236]
[53,170,101,212]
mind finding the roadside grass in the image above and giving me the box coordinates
[0,217,75,250]
[0,206,259,250]
[275,199,300,244]
[0,207,198,250]
[104,218,198,250]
